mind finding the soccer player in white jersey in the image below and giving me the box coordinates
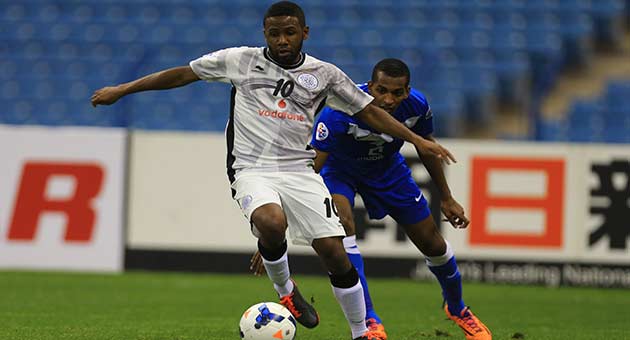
[91,2,455,339]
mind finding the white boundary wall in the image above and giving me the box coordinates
[2,126,627,272]
[127,131,630,266]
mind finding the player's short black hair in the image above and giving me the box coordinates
[372,58,411,86]
[264,1,306,27]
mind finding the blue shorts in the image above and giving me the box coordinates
[320,169,431,225]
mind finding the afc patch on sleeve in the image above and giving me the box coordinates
[316,122,329,141]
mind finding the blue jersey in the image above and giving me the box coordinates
[310,84,434,224]
[311,84,433,188]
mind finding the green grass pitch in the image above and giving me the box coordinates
[1,271,628,340]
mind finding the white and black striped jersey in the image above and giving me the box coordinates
[189,47,373,178]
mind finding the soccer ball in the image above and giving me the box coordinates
[239,302,297,340]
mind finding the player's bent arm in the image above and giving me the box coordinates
[91,66,200,106]
[355,103,456,164]
[355,103,422,144]
[313,149,330,173]
[415,135,452,200]
[415,135,469,228]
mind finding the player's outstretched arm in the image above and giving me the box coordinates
[355,103,456,164]
[415,135,469,229]
[91,66,200,107]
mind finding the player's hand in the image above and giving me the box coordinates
[91,86,125,107]
[441,197,469,229]
[414,137,456,165]
[249,250,266,276]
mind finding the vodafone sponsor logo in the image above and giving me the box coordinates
[258,109,305,122]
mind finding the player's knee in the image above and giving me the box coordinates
[252,214,287,244]
[258,229,285,247]
[258,226,286,246]
[423,235,447,257]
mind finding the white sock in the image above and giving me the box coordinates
[332,281,367,338]
[262,252,294,297]
[425,240,455,266]
[343,235,361,255]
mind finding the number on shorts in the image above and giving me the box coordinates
[323,197,338,218]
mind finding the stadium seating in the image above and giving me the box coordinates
[537,79,630,143]
[0,0,628,139]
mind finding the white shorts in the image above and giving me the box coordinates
[231,171,346,245]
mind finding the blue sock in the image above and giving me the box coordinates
[428,256,465,316]
[344,237,381,323]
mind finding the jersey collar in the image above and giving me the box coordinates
[263,48,305,69]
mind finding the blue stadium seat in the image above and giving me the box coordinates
[489,8,527,31]
[0,67,19,88]
[315,26,352,47]
[605,80,630,109]
[568,99,602,125]
[422,88,466,138]
[545,77,630,144]
[309,47,357,65]
[492,49,531,107]
[131,101,177,130]
[3,99,32,122]
[566,99,605,142]
[2,4,27,22]
[536,119,567,142]
[553,10,594,68]
[62,4,97,23]
[570,0,626,47]
[335,62,372,84]
[602,125,630,144]
[457,10,494,30]
[460,67,499,124]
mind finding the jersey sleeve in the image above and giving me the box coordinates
[310,108,347,153]
[324,66,374,116]
[189,47,243,83]
[407,89,434,137]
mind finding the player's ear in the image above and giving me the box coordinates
[367,80,374,93]
[404,85,411,98]
[302,25,309,40]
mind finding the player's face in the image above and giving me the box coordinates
[367,71,410,114]
[263,16,309,65]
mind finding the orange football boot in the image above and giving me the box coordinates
[353,330,386,340]
[444,304,492,340]
[366,318,387,340]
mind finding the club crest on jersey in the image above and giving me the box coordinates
[298,73,319,90]
[241,195,253,210]
[316,122,329,141]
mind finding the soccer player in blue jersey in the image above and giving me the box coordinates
[309,58,492,340]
